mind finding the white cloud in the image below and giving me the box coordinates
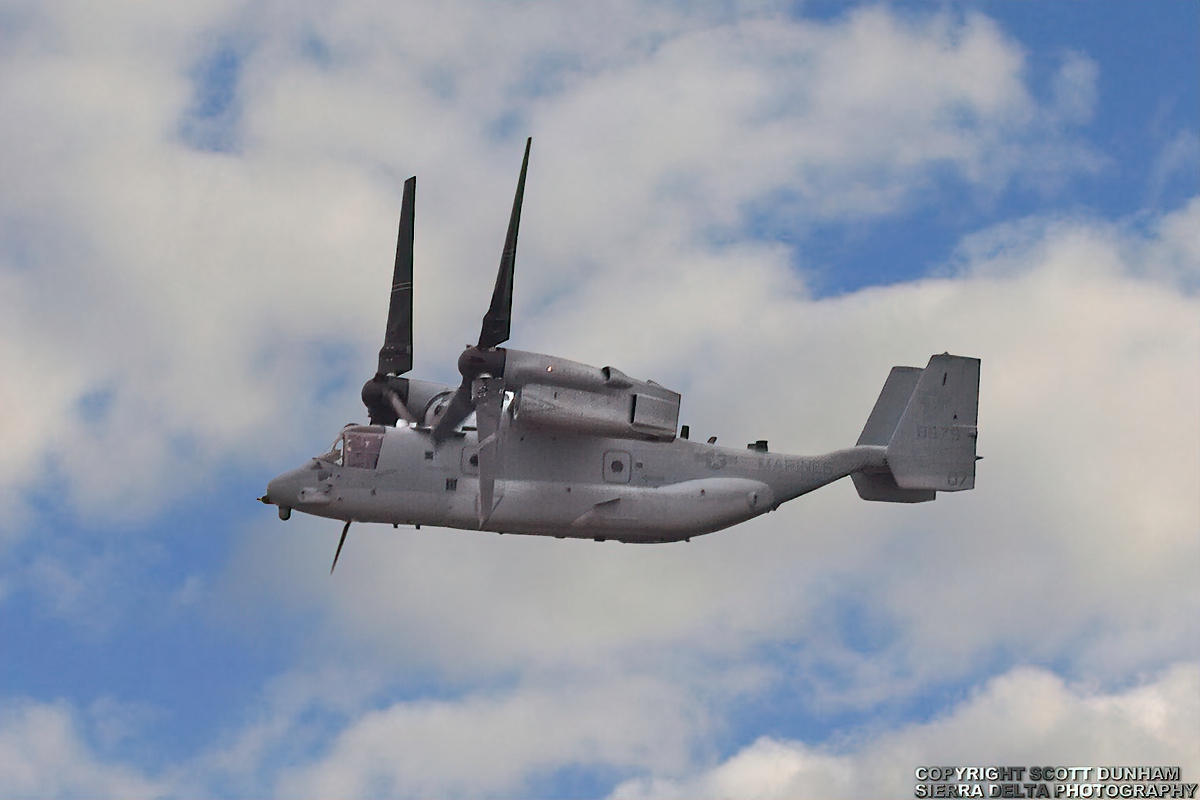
[201,203,1199,795]
[1147,132,1200,211]
[0,2,1195,797]
[273,673,709,798]
[1141,195,1200,288]
[610,662,1200,799]
[0,2,1103,521]
[1051,50,1100,126]
[0,699,167,799]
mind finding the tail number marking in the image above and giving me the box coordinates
[916,425,961,441]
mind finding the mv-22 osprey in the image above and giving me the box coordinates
[261,139,981,571]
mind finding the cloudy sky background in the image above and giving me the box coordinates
[1,1,1197,797]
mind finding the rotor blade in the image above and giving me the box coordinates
[386,386,416,424]
[474,378,504,444]
[477,447,498,524]
[473,378,505,526]
[331,520,351,574]
[430,381,475,443]
[377,176,416,377]
[478,137,531,349]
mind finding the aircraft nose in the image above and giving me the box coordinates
[262,466,311,520]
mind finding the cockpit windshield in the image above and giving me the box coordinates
[318,427,385,469]
[319,436,344,466]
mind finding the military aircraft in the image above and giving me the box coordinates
[260,138,980,571]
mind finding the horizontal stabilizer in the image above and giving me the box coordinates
[852,471,936,503]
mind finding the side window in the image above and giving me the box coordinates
[344,431,385,469]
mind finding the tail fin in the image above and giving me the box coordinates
[852,354,980,502]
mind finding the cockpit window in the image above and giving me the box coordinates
[320,436,345,466]
[344,430,385,469]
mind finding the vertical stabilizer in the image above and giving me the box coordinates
[856,367,923,447]
[853,367,935,503]
[886,354,980,492]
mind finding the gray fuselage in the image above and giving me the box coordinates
[267,421,887,543]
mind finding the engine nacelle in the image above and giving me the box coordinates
[447,347,682,440]
[502,350,610,391]
[512,380,680,441]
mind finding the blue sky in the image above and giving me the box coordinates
[1,2,1197,797]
